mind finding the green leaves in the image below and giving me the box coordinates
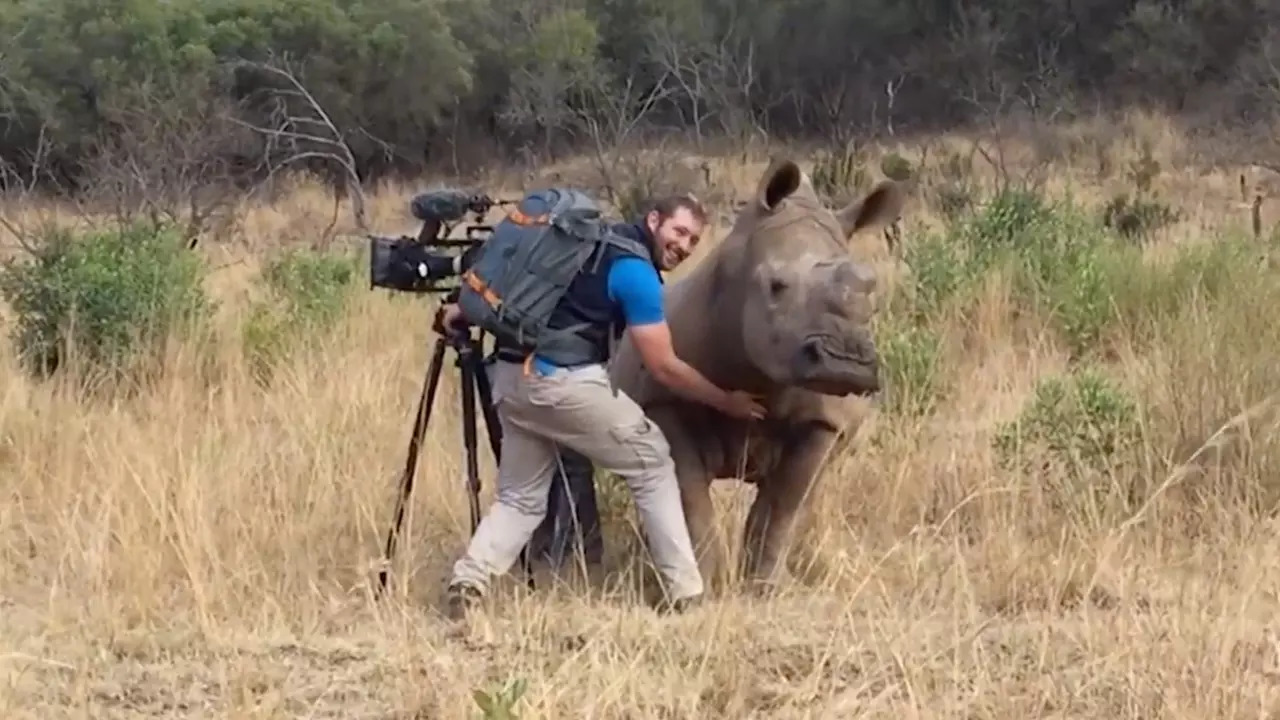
[0,0,473,170]
[0,0,1277,185]
[472,677,528,720]
[0,219,212,381]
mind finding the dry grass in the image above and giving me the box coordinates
[6,110,1280,718]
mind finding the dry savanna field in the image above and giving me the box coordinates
[7,110,1280,718]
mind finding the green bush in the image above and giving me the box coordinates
[261,247,360,330]
[932,183,975,222]
[1042,247,1118,358]
[927,150,978,222]
[877,321,945,417]
[993,367,1140,474]
[879,152,914,182]
[242,247,360,380]
[898,187,1091,328]
[991,367,1143,520]
[811,141,869,206]
[1101,192,1182,240]
[897,229,971,321]
[961,186,1059,270]
[0,220,211,381]
[472,676,527,720]
[893,184,1257,363]
[1099,232,1252,349]
[956,188,1132,359]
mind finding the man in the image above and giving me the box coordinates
[437,193,766,619]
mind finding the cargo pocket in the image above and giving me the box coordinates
[606,416,670,472]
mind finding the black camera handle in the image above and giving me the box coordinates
[429,196,516,245]
[375,327,535,597]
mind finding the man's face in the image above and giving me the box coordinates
[646,207,704,271]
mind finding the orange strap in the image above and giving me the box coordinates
[461,269,502,308]
[476,208,547,376]
[462,268,535,375]
[507,208,549,226]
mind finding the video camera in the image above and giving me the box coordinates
[367,188,515,295]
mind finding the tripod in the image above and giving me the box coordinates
[376,327,535,595]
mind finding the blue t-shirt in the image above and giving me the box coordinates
[531,257,663,375]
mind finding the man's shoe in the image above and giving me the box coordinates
[656,593,703,615]
[444,583,482,621]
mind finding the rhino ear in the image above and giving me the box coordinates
[755,158,802,212]
[836,180,905,239]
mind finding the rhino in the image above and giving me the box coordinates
[605,157,906,592]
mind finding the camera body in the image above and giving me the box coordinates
[367,189,502,294]
[368,234,484,293]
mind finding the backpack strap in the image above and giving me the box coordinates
[599,228,654,395]
[533,235,652,376]
[502,203,601,374]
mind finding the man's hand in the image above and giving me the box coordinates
[433,302,469,337]
[629,321,768,421]
[719,390,767,420]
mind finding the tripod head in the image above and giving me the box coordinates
[367,189,517,295]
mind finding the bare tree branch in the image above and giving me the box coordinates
[72,72,255,248]
[226,54,372,244]
[569,65,676,207]
[0,124,68,256]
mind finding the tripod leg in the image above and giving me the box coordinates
[472,354,503,461]
[458,349,483,534]
[378,338,448,594]
[471,348,536,589]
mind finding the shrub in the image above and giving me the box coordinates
[927,149,978,222]
[897,229,970,321]
[932,183,975,222]
[965,190,1128,359]
[879,152,914,182]
[1017,229,1132,360]
[1098,141,1181,241]
[877,321,945,417]
[0,220,211,381]
[898,186,1081,326]
[261,247,360,330]
[1100,232,1252,349]
[242,247,360,380]
[961,186,1059,271]
[811,141,869,206]
[993,367,1140,474]
[992,367,1143,521]
[1101,192,1182,240]
[896,184,1208,359]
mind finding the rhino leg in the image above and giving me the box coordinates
[646,405,725,593]
[741,425,837,589]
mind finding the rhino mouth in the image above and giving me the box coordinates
[791,333,880,396]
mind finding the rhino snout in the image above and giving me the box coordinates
[792,333,880,396]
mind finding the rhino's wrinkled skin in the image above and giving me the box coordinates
[607,158,906,592]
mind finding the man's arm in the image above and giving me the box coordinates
[608,258,745,415]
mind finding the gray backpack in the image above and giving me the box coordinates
[458,188,649,366]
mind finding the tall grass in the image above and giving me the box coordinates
[4,113,1280,717]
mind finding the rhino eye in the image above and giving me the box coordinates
[769,278,788,297]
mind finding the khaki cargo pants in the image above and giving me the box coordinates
[449,360,704,602]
